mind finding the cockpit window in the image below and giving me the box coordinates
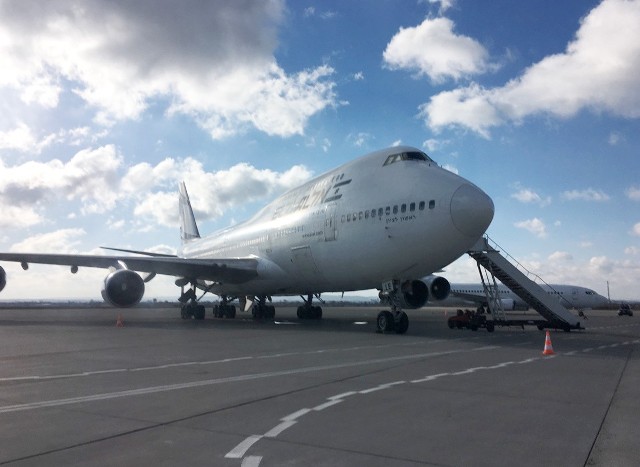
[383,151,433,166]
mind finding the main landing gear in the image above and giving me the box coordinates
[251,296,276,320]
[179,286,206,320]
[376,282,409,334]
[213,295,236,319]
[297,294,323,320]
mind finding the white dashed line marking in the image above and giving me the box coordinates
[227,338,639,465]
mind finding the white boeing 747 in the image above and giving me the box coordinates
[0,146,494,334]
[438,281,609,312]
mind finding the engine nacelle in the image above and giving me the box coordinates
[398,280,429,309]
[379,276,451,309]
[102,269,145,307]
[498,299,516,311]
[0,266,6,293]
[422,275,451,301]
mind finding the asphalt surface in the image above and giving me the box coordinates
[0,305,637,466]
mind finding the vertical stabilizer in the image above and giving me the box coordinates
[179,182,201,243]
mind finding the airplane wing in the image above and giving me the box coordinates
[450,290,485,304]
[0,253,258,283]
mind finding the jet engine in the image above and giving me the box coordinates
[101,269,145,307]
[0,266,6,293]
[498,299,515,311]
[380,276,451,309]
[422,275,451,301]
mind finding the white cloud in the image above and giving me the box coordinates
[421,0,640,136]
[0,0,337,139]
[515,218,547,238]
[608,131,624,145]
[0,205,43,229]
[548,251,573,262]
[0,145,314,231]
[441,164,459,174]
[0,145,123,225]
[9,228,86,253]
[383,17,491,83]
[348,132,373,147]
[0,122,55,153]
[511,185,551,206]
[426,0,456,14]
[626,186,640,201]
[423,138,450,152]
[131,158,314,227]
[419,83,502,138]
[561,188,610,202]
[625,246,640,255]
[632,222,640,237]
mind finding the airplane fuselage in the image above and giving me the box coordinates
[447,283,608,310]
[180,147,494,297]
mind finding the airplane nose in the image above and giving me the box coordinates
[450,184,494,237]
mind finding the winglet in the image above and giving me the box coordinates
[179,182,201,243]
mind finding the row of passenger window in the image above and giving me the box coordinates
[341,200,435,223]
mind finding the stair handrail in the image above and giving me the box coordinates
[483,235,575,310]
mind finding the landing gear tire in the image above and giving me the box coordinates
[194,305,205,320]
[252,304,275,320]
[376,310,395,333]
[395,312,409,334]
[486,321,495,333]
[180,306,190,319]
[297,305,322,320]
[214,304,237,319]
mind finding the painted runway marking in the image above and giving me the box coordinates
[0,347,493,414]
[228,338,640,466]
[225,435,263,459]
[264,421,296,438]
[0,340,438,383]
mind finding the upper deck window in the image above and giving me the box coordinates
[383,151,433,167]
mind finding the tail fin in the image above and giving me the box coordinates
[179,182,201,243]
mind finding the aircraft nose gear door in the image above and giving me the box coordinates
[324,203,337,241]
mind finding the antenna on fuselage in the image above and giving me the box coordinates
[179,181,201,243]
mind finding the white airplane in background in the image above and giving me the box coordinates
[0,146,494,334]
[436,281,609,312]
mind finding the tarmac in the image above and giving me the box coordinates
[0,305,637,466]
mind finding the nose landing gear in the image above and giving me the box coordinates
[377,281,409,334]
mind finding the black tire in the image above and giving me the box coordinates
[195,305,206,320]
[447,319,455,329]
[266,305,275,319]
[395,312,409,334]
[376,310,395,333]
[180,306,190,319]
[486,322,495,333]
[313,306,322,319]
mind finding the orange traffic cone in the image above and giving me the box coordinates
[542,330,554,355]
[116,313,124,328]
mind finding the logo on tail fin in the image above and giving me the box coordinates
[179,182,201,243]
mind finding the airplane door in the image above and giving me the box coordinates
[290,245,321,281]
[324,203,337,241]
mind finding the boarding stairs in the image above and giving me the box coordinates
[467,236,582,330]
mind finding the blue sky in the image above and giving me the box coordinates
[0,0,639,301]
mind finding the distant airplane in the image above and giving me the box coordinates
[0,146,494,334]
[434,280,609,312]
